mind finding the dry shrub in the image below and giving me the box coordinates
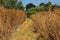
[30,11,60,40]
[0,7,26,40]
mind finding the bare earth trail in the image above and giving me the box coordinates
[10,18,37,40]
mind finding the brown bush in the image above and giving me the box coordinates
[30,11,60,40]
[0,7,26,40]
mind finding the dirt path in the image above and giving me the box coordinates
[10,18,37,40]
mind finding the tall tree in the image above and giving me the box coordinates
[39,3,46,11]
[26,3,36,10]
[39,3,45,7]
[46,2,52,11]
[0,0,7,6]
[14,1,24,10]
[0,0,6,4]
[4,0,17,8]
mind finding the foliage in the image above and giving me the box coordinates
[26,6,45,17]
[0,0,7,4]
[14,1,24,10]
[26,3,36,11]
[35,6,45,12]
[4,0,17,9]
[39,3,45,7]
[0,0,24,10]
[26,7,36,17]
[52,5,60,10]
[46,2,52,11]
[46,2,52,7]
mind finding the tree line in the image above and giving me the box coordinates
[0,0,60,17]
[26,2,60,17]
[0,0,24,10]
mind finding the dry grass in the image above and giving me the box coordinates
[0,7,26,40]
[30,11,60,40]
[0,6,60,40]
[10,18,37,40]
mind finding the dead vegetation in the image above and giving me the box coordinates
[0,6,60,40]
[0,7,26,40]
[30,11,60,40]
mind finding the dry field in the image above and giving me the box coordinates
[0,6,60,40]
[10,18,37,40]
[30,10,60,40]
[0,7,26,40]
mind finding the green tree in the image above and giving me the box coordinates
[39,3,45,7]
[0,0,6,4]
[26,3,36,10]
[26,7,36,17]
[0,0,7,6]
[39,3,46,11]
[46,2,52,11]
[4,0,17,8]
[14,1,24,10]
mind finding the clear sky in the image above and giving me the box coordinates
[18,0,60,7]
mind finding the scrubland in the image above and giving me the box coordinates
[30,11,60,40]
[0,7,60,40]
[0,7,26,40]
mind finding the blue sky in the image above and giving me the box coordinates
[18,0,60,7]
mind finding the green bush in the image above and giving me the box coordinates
[35,6,45,12]
[26,7,36,17]
[26,6,45,17]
